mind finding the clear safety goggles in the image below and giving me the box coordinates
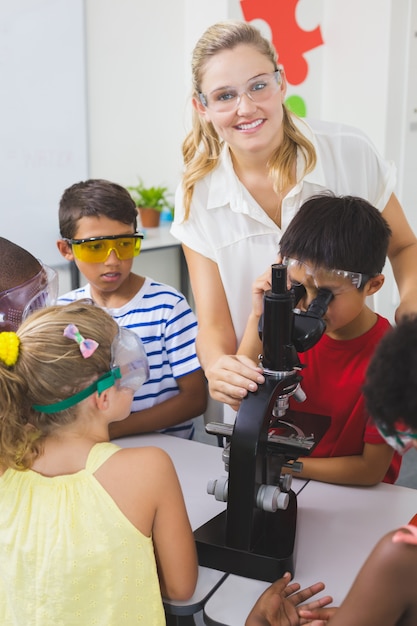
[66,233,144,263]
[377,423,417,455]
[0,264,58,332]
[282,257,372,296]
[111,326,149,393]
[199,70,282,112]
[32,326,149,414]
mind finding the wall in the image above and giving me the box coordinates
[85,0,187,192]
[0,0,88,267]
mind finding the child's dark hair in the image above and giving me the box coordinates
[59,179,138,239]
[279,193,392,282]
[364,316,417,436]
[0,302,117,470]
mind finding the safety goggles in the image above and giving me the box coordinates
[66,234,143,263]
[282,257,372,296]
[111,326,149,393]
[32,326,149,414]
[199,70,282,112]
[0,264,58,332]
[377,423,417,455]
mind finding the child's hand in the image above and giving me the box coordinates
[252,267,273,316]
[251,255,282,316]
[245,572,332,626]
[298,606,337,624]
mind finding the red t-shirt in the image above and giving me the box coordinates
[289,314,401,483]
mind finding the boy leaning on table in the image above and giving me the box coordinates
[56,178,207,440]
[238,193,401,486]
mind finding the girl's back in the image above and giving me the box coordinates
[0,442,165,625]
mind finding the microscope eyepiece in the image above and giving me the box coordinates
[271,264,287,295]
[305,288,334,319]
[292,288,333,352]
[259,267,334,365]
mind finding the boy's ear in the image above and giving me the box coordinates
[365,274,385,295]
[57,239,75,261]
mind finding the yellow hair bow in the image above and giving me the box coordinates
[0,332,20,367]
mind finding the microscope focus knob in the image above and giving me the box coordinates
[279,474,293,492]
[256,484,290,512]
[207,476,228,502]
[222,444,230,471]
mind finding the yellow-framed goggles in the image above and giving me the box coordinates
[66,233,144,263]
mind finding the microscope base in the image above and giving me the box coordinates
[194,491,296,582]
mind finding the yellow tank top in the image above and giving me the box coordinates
[0,442,165,625]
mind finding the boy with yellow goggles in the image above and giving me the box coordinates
[56,178,207,442]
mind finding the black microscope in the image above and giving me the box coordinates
[194,264,332,582]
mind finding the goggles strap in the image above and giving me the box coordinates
[32,367,122,414]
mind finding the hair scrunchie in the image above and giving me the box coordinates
[0,332,20,367]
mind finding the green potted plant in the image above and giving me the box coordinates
[127,178,174,228]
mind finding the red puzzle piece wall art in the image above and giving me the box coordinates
[240,0,324,115]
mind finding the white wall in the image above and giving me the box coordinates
[84,0,230,191]
[0,0,88,267]
[85,0,185,192]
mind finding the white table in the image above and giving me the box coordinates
[203,480,417,625]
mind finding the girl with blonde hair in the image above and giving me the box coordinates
[0,301,197,625]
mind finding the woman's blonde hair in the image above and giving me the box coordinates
[181,20,316,219]
[0,302,117,470]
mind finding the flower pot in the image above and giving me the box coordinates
[138,207,161,228]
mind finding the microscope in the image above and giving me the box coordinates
[194,264,332,582]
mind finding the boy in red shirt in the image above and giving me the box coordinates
[238,193,400,485]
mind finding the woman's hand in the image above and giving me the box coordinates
[206,354,265,411]
[245,573,333,626]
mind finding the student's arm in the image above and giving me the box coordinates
[383,193,417,322]
[150,448,198,600]
[183,245,265,408]
[299,531,417,625]
[95,446,198,600]
[283,442,394,486]
[108,369,207,438]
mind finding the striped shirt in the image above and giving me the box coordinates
[58,277,201,438]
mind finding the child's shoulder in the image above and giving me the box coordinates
[111,445,175,474]
[143,277,191,307]
[57,284,91,305]
[369,314,392,341]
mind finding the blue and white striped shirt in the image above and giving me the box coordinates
[58,277,201,438]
